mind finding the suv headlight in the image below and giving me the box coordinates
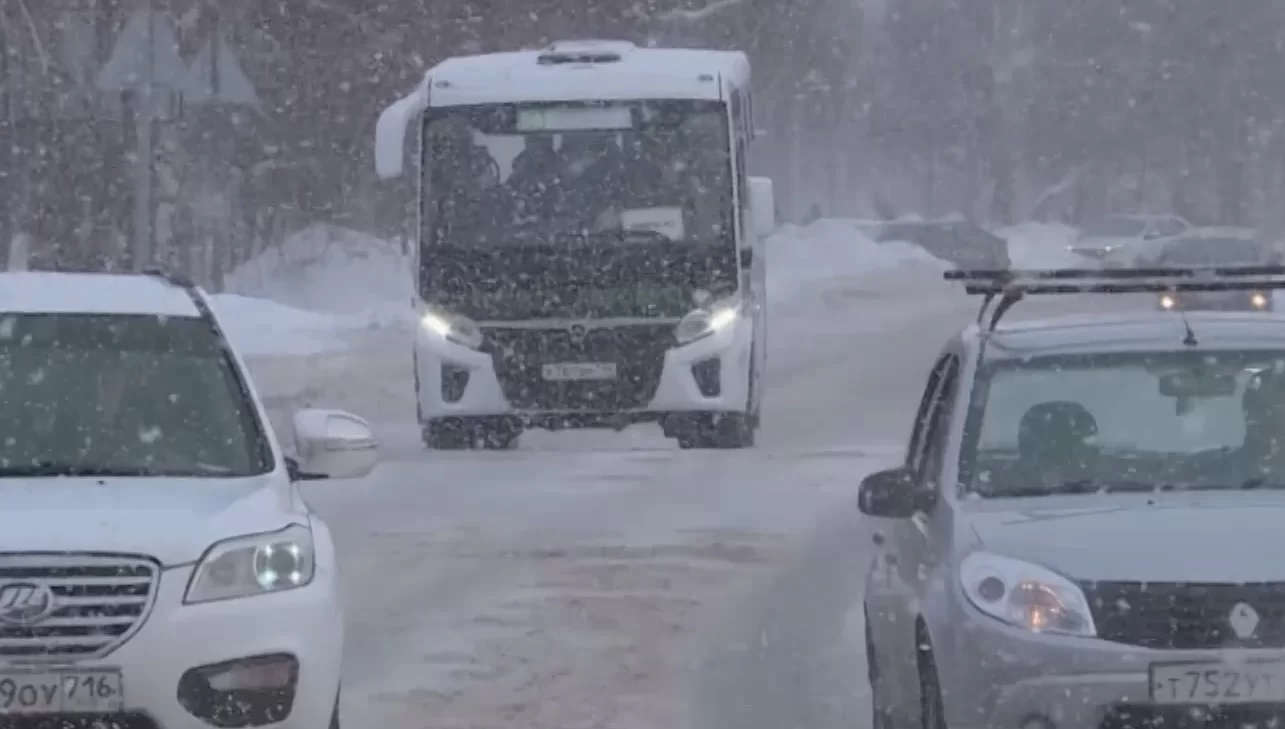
[959,552,1096,637]
[185,524,316,604]
[421,306,484,349]
[674,298,740,346]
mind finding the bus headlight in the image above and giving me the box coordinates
[421,307,484,349]
[675,298,740,346]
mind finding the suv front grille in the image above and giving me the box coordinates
[484,324,673,411]
[1081,580,1285,650]
[0,554,159,661]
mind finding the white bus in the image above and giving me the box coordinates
[374,39,776,450]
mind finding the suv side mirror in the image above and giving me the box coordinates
[858,467,919,518]
[748,176,776,238]
[291,408,380,480]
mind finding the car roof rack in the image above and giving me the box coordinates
[944,266,1285,332]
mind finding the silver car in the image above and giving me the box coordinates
[862,276,1285,729]
[1068,214,1190,267]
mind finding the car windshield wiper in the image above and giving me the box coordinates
[0,462,236,478]
[982,480,1175,498]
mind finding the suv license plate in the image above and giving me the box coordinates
[0,669,124,713]
[541,363,618,381]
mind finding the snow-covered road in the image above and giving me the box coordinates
[225,221,1139,729]
[270,269,947,729]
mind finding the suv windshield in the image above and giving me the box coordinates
[0,313,273,478]
[422,99,732,248]
[960,350,1285,497]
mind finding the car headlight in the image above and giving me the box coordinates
[421,307,483,349]
[674,298,740,346]
[959,552,1096,637]
[1160,293,1177,309]
[1252,292,1270,309]
[185,524,316,604]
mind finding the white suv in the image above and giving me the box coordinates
[0,271,379,729]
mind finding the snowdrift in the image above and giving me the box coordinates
[217,219,1081,358]
[223,224,415,331]
[766,219,946,301]
[208,294,375,358]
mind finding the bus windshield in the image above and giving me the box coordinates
[421,100,733,249]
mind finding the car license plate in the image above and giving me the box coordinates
[0,669,123,714]
[541,363,617,381]
[1150,661,1285,705]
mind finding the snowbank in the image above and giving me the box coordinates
[223,220,945,351]
[219,218,1085,359]
[223,224,415,331]
[208,294,376,358]
[767,219,946,301]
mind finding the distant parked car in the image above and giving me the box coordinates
[876,220,1011,269]
[1068,213,1191,267]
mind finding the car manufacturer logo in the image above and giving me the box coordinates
[0,583,56,625]
[568,324,588,343]
[1229,602,1261,639]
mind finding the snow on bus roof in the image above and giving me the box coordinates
[0,272,201,317]
[423,42,751,107]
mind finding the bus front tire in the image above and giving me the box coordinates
[672,412,756,449]
[423,417,520,450]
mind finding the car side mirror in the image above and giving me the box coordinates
[858,467,919,518]
[748,176,776,238]
[290,408,380,481]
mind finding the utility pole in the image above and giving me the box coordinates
[132,0,156,270]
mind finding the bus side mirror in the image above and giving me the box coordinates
[375,88,427,180]
[748,176,775,238]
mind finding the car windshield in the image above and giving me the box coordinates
[960,350,1285,497]
[1162,237,1267,266]
[0,313,273,478]
[1082,217,1147,237]
[422,100,732,248]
